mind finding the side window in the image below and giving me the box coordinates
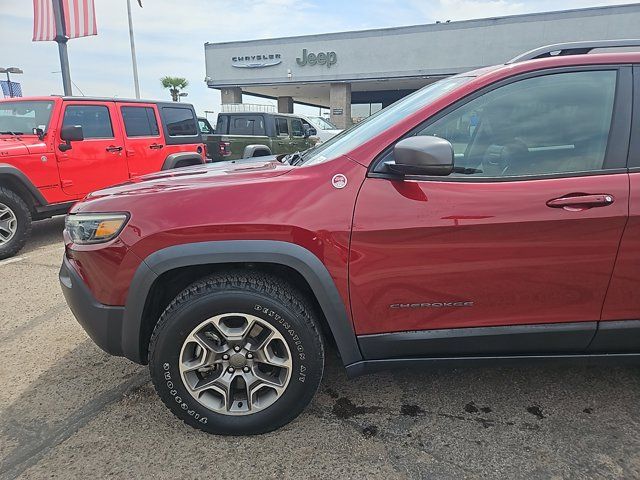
[275,117,289,136]
[62,105,113,139]
[162,107,198,136]
[228,116,266,135]
[121,106,159,137]
[216,115,228,135]
[291,119,304,137]
[198,118,213,134]
[416,70,617,177]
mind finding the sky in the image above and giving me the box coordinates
[0,0,635,117]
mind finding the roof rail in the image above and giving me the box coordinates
[507,39,640,64]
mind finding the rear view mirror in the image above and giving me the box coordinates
[389,136,454,176]
[59,125,84,151]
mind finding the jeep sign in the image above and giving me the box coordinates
[296,49,337,68]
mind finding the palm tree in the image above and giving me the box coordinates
[160,76,189,102]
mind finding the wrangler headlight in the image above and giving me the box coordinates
[65,213,129,245]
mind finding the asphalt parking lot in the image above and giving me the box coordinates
[1,218,640,479]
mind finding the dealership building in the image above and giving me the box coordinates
[204,3,640,128]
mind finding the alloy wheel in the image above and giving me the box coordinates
[0,203,18,246]
[179,313,293,416]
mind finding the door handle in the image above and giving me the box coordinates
[106,145,123,153]
[149,143,164,150]
[546,194,614,211]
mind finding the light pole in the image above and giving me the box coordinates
[0,67,23,98]
[178,92,188,102]
[126,0,141,99]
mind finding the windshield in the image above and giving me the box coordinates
[302,76,473,166]
[0,101,54,135]
[307,116,338,130]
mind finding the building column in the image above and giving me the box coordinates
[221,87,242,105]
[277,96,294,113]
[329,83,352,129]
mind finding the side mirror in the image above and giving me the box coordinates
[389,136,454,176]
[303,125,317,138]
[59,125,84,152]
[32,127,45,141]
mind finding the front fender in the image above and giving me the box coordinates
[122,240,362,365]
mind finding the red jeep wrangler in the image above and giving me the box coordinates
[60,41,640,435]
[0,96,205,259]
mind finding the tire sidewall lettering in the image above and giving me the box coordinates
[254,303,308,384]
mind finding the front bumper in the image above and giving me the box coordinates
[59,255,125,357]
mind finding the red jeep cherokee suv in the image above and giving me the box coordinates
[0,96,205,259]
[60,42,640,435]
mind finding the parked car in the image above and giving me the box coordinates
[207,112,316,161]
[61,41,640,435]
[300,115,342,143]
[0,96,205,259]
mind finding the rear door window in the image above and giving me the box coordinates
[162,107,198,136]
[62,105,114,139]
[121,106,160,137]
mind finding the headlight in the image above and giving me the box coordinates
[65,213,129,245]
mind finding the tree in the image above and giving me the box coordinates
[160,76,189,102]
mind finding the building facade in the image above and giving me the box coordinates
[204,4,640,128]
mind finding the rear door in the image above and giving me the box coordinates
[119,103,165,177]
[56,101,129,196]
[350,67,631,354]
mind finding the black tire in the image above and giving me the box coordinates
[0,187,32,260]
[149,271,325,435]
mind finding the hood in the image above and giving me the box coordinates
[83,157,293,202]
[0,136,30,156]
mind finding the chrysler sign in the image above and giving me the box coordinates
[232,54,282,68]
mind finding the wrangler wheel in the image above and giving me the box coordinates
[149,271,325,435]
[0,187,32,260]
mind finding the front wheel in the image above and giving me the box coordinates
[149,271,325,435]
[0,187,32,260]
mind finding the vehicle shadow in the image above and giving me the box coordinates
[1,340,640,479]
[22,216,66,254]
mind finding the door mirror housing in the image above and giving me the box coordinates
[32,127,45,140]
[60,125,84,142]
[59,125,84,152]
[389,136,454,176]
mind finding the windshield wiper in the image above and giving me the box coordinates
[0,131,23,135]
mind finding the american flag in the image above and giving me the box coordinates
[32,0,97,42]
[0,81,23,98]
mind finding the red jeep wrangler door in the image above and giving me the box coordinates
[350,68,631,337]
[119,103,166,177]
[57,102,128,196]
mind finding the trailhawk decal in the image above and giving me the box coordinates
[390,301,474,309]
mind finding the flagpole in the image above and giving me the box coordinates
[126,0,141,99]
[52,0,73,95]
